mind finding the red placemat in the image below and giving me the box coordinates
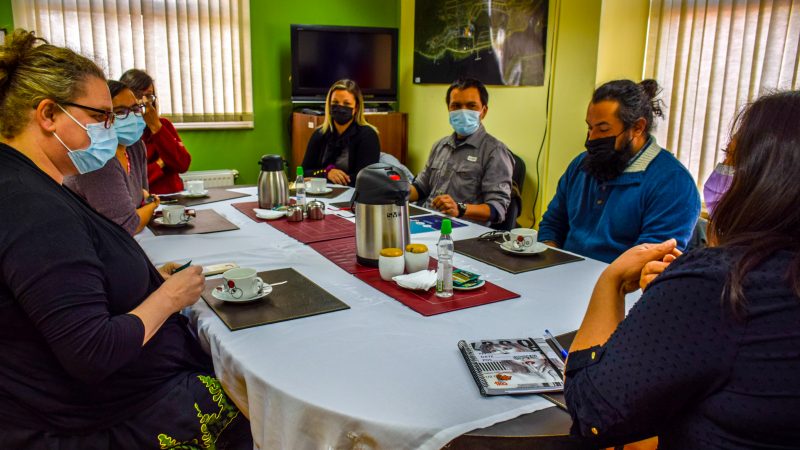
[309,237,377,274]
[310,236,437,274]
[353,270,520,316]
[231,201,267,222]
[268,213,355,244]
[232,201,356,244]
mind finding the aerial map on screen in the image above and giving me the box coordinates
[413,0,548,86]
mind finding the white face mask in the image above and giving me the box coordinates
[53,104,118,174]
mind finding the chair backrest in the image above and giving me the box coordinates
[491,151,527,231]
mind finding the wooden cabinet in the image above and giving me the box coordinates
[290,111,408,173]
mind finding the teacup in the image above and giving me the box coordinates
[404,243,429,273]
[221,267,264,299]
[162,205,190,225]
[308,177,327,193]
[502,228,538,251]
[379,248,405,281]
[185,180,205,195]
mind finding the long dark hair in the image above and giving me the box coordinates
[591,79,664,133]
[709,90,800,314]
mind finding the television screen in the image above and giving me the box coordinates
[291,25,398,102]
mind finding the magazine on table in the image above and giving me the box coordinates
[458,337,565,396]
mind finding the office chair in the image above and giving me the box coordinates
[491,152,527,231]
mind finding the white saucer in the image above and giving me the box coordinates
[182,190,209,198]
[211,284,273,303]
[306,187,333,195]
[499,241,548,255]
[153,217,192,227]
[253,208,286,220]
[454,279,486,291]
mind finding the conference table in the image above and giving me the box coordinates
[135,186,637,450]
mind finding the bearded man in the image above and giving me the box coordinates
[537,79,700,263]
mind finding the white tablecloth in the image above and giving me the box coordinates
[135,187,614,450]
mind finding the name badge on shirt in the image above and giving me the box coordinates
[467,156,478,162]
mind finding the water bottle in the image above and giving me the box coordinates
[295,166,306,211]
[436,219,454,298]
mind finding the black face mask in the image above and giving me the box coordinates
[330,105,354,126]
[581,133,634,182]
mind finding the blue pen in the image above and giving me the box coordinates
[545,329,569,359]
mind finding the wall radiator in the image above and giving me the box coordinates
[179,169,239,187]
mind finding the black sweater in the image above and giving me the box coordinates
[0,144,211,432]
[301,122,380,186]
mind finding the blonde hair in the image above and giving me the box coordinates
[0,29,106,139]
[320,79,377,134]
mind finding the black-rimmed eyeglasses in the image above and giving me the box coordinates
[61,102,115,129]
[114,103,147,120]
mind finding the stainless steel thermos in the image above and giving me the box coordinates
[353,163,411,266]
[257,155,289,209]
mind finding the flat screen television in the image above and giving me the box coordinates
[291,25,398,103]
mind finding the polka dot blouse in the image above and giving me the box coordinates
[565,247,800,449]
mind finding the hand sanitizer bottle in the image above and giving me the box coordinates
[295,166,306,211]
[436,219,454,298]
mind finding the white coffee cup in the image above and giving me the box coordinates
[186,180,204,195]
[308,177,327,193]
[404,243,429,274]
[222,267,264,299]
[379,248,405,281]
[502,228,538,251]
[162,205,190,225]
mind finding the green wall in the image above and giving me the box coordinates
[399,0,603,226]
[0,0,12,35]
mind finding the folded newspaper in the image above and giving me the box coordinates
[458,337,565,396]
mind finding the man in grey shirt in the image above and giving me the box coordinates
[409,78,514,226]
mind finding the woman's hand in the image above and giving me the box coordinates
[604,239,681,294]
[157,262,181,280]
[142,96,162,134]
[639,252,681,291]
[327,168,351,185]
[155,266,204,311]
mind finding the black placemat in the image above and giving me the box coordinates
[454,236,584,274]
[165,187,249,207]
[200,268,350,331]
[147,209,239,235]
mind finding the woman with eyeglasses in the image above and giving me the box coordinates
[0,30,252,448]
[64,80,158,235]
[120,68,191,195]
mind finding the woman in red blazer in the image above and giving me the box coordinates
[120,69,191,194]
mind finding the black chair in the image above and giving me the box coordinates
[491,152,527,231]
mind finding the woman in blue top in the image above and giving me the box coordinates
[565,90,800,449]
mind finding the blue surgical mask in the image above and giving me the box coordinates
[114,113,146,146]
[54,104,118,174]
[703,163,734,217]
[449,109,481,136]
